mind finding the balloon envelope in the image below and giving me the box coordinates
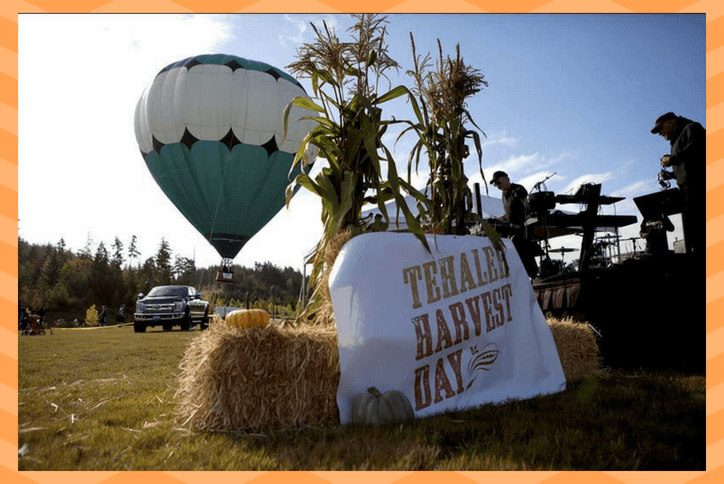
[134,54,316,259]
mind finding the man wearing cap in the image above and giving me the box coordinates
[650,111,705,256]
[490,171,538,277]
[491,171,528,225]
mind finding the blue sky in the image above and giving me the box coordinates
[18,13,705,271]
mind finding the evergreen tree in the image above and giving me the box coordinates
[155,238,173,284]
[108,237,126,308]
[41,247,62,289]
[80,233,94,260]
[112,237,125,270]
[54,237,71,269]
[123,267,141,306]
[59,258,92,309]
[90,242,114,304]
[173,255,196,285]
[18,237,34,310]
[94,242,109,266]
[128,235,140,268]
[140,257,156,293]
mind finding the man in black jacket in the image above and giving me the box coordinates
[491,171,538,277]
[491,171,528,226]
[651,111,705,256]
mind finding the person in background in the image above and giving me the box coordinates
[640,213,675,255]
[117,304,125,324]
[19,308,28,332]
[36,305,46,325]
[490,171,539,278]
[99,305,108,326]
[650,111,705,256]
[491,171,528,225]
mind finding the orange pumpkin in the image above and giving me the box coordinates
[224,309,270,329]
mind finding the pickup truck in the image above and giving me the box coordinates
[133,285,210,332]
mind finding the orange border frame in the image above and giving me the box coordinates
[3,1,721,482]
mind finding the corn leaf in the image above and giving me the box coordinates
[375,85,410,104]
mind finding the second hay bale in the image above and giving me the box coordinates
[547,318,603,382]
[176,317,340,431]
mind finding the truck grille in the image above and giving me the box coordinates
[147,304,174,311]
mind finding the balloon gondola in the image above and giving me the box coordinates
[216,258,235,284]
[134,54,317,276]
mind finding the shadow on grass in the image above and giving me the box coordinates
[213,370,705,471]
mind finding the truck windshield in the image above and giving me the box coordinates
[147,287,188,298]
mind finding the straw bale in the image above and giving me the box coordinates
[176,315,340,431]
[310,229,353,327]
[547,318,603,382]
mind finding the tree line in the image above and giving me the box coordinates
[18,235,308,323]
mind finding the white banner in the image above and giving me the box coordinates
[329,232,566,424]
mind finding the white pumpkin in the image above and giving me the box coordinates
[351,387,415,427]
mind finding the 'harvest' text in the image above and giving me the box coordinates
[402,244,514,410]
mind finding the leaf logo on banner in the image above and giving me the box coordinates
[466,343,500,390]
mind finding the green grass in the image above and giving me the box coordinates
[18,325,705,471]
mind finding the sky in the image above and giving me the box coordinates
[17,13,705,273]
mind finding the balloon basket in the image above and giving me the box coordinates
[216,271,234,284]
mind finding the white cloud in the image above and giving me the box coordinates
[502,153,540,172]
[280,13,345,48]
[281,14,310,48]
[611,179,657,198]
[547,150,577,165]
[481,130,519,148]
[491,150,570,177]
[518,171,557,192]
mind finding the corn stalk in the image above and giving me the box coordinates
[398,34,505,252]
[284,15,429,322]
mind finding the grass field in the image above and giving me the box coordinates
[17,323,705,471]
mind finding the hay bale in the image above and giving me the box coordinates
[547,318,603,382]
[307,229,353,327]
[176,315,340,431]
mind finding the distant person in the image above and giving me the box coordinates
[650,111,705,256]
[490,170,539,278]
[640,213,675,255]
[19,308,28,331]
[99,306,108,326]
[36,305,46,325]
[117,304,125,324]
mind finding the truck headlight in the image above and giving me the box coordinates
[136,301,145,312]
[174,301,184,312]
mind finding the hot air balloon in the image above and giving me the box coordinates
[134,54,316,282]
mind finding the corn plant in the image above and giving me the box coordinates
[399,34,503,250]
[284,14,429,321]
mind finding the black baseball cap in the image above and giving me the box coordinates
[651,112,678,134]
[490,171,508,185]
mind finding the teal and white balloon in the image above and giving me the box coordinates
[134,54,316,259]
